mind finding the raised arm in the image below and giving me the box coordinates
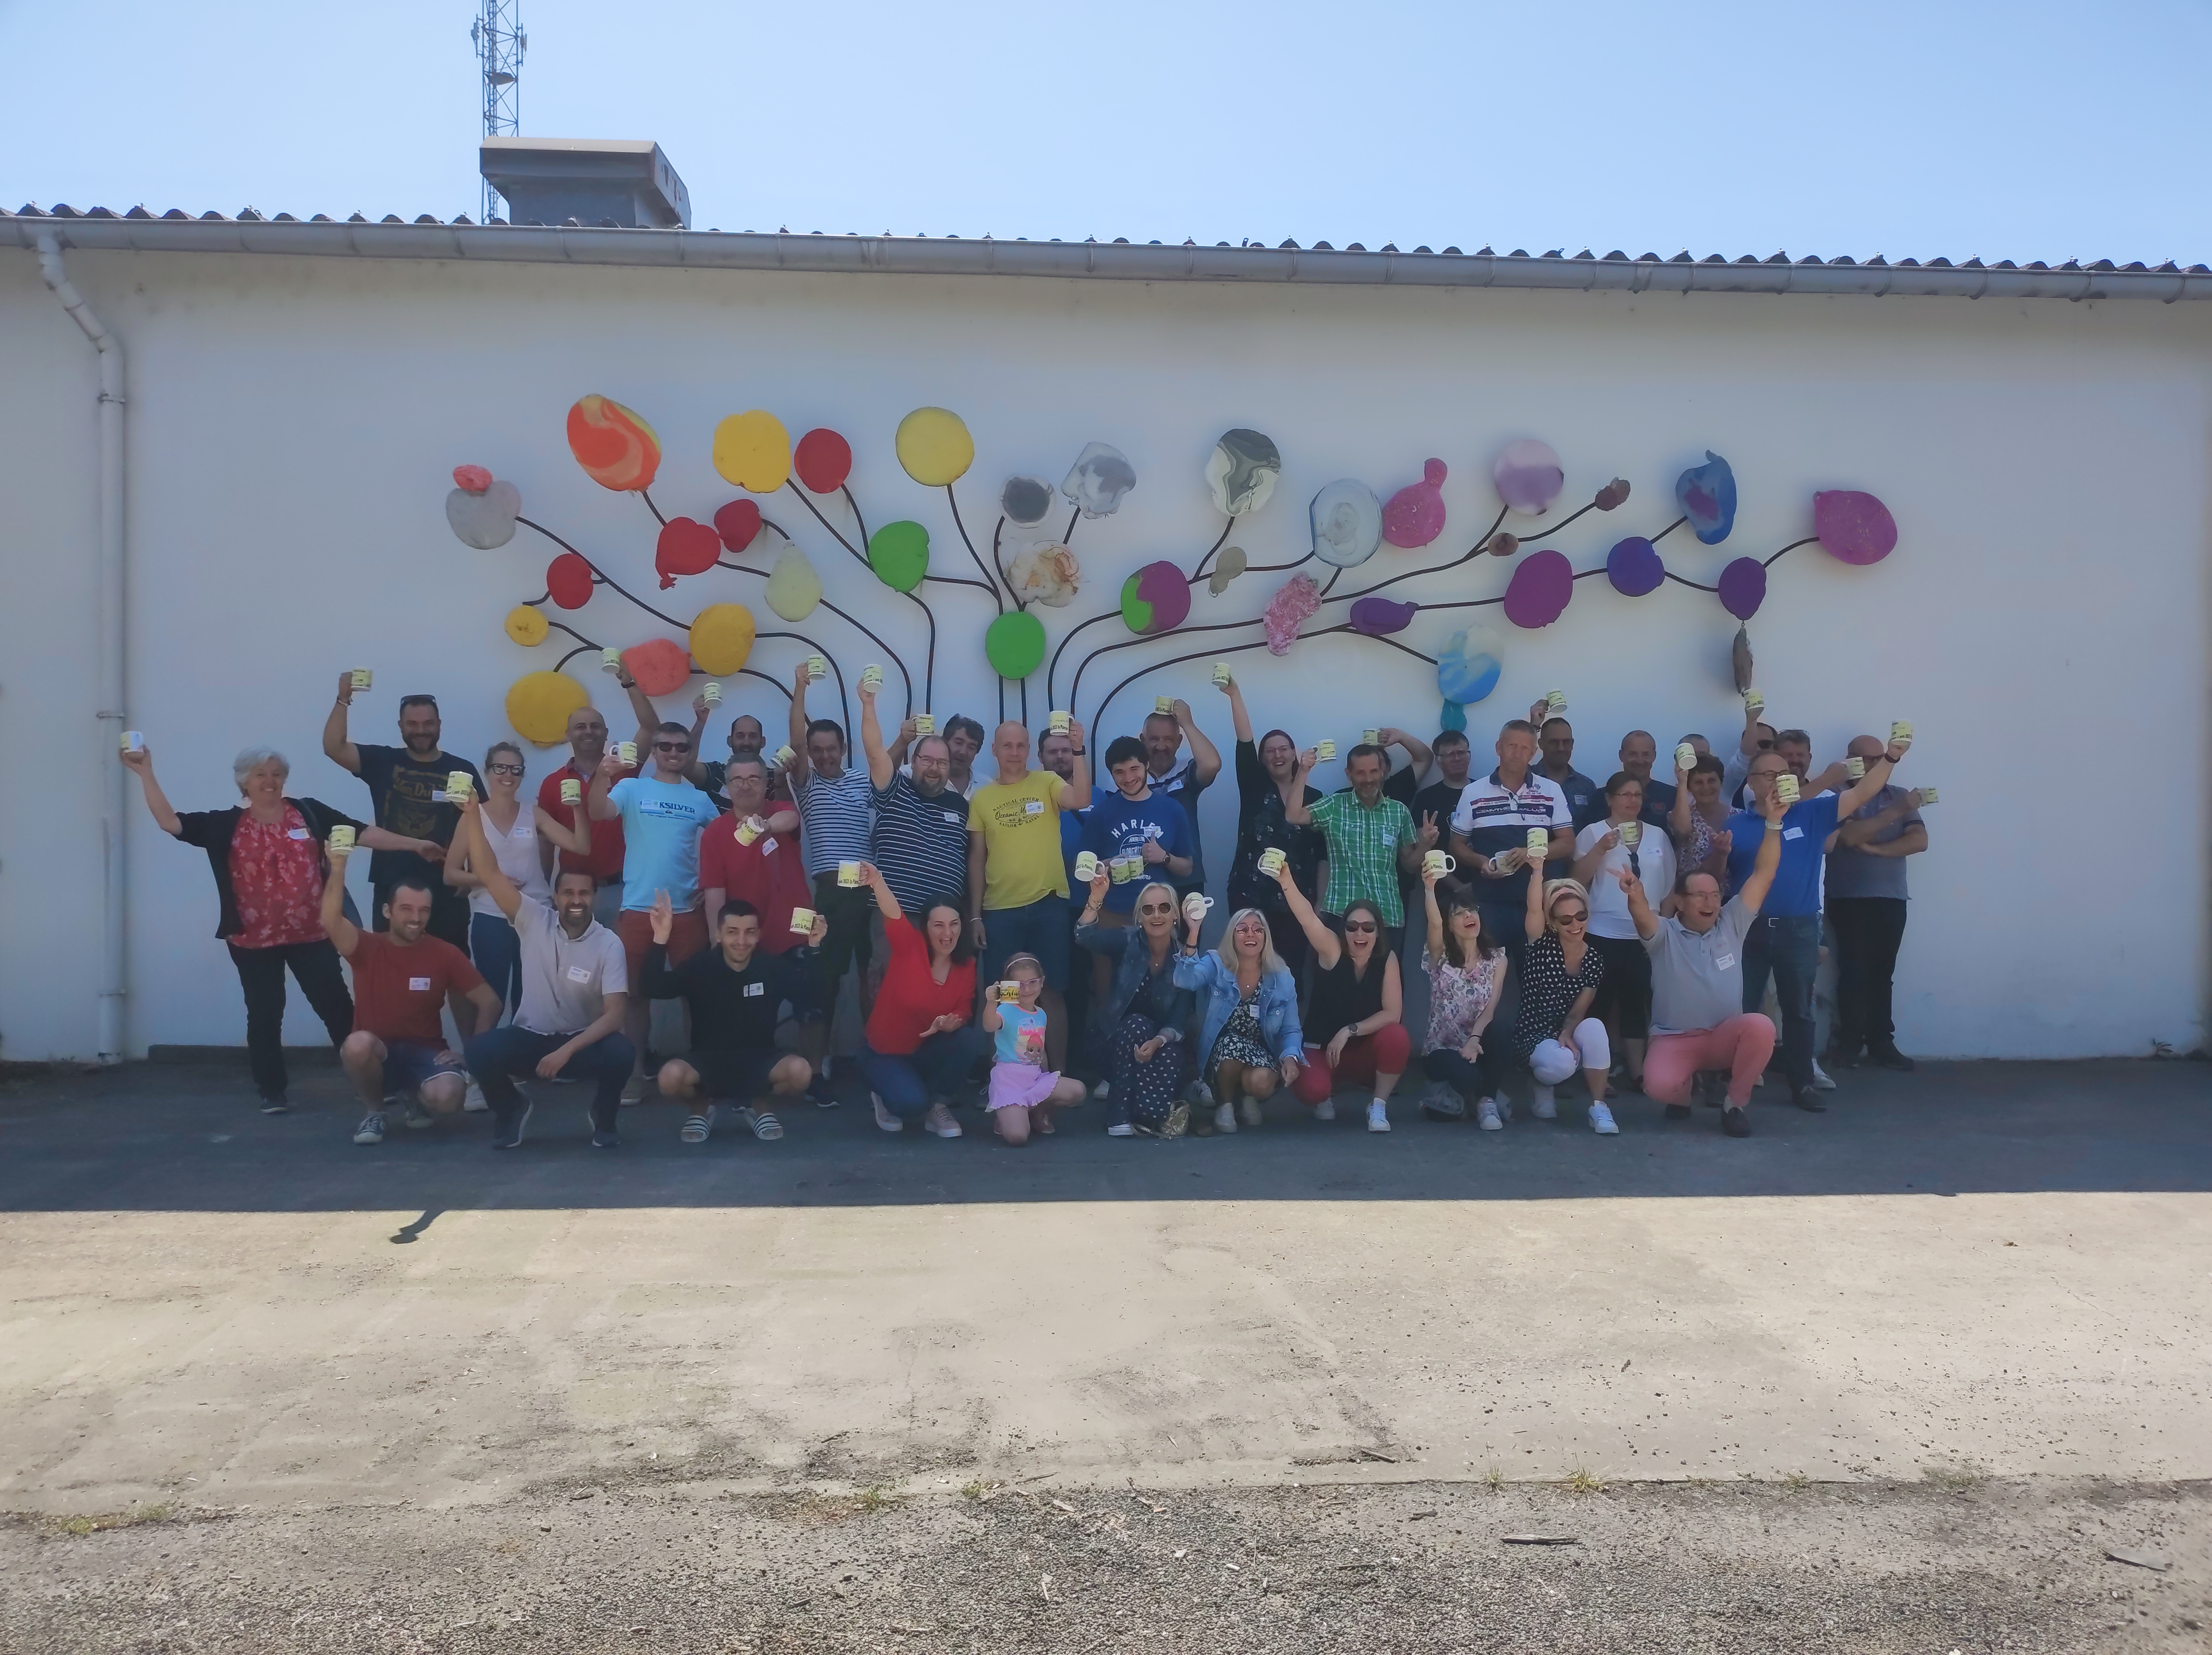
[321,837,362,955]
[1281,752,1318,824]
[1618,863,1659,941]
[620,671,660,751]
[1173,698,1221,787]
[1669,759,1696,845]
[1734,789,1789,919]
[966,827,989,953]
[533,802,591,856]
[860,858,901,921]
[1421,863,1447,962]
[454,795,522,921]
[1836,736,1907,817]
[118,745,183,837]
[1223,673,1253,743]
[1270,854,1340,967]
[858,680,894,789]
[1525,848,1548,942]
[321,670,362,775]
[1381,726,1432,782]
[585,751,624,822]
[1065,716,1090,806]
[787,660,811,752]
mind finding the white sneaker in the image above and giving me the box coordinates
[1531,1085,1557,1120]
[1105,1123,1135,1137]
[923,1102,963,1139]
[1239,1095,1263,1129]
[1812,1059,1837,1091]
[621,1072,648,1106]
[1588,1101,1619,1135]
[1475,1098,1504,1131]
[463,1079,489,1113]
[1213,1102,1238,1134]
[1092,1079,1112,1101]
[1366,1100,1391,1133]
[1313,1097,1336,1122]
[870,1093,902,1133]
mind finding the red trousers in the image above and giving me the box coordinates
[1292,1023,1412,1103]
[1644,1014,1776,1108]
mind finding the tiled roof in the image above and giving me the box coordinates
[8,204,2208,302]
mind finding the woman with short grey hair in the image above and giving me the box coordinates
[121,739,427,1113]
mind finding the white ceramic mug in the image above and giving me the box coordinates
[837,860,862,888]
[806,654,828,682]
[1675,742,1697,771]
[1618,821,1641,847]
[560,778,583,806]
[600,649,622,674]
[1182,892,1214,921]
[1526,827,1549,857]
[1316,739,1337,761]
[789,907,818,936]
[327,824,356,853]
[703,683,721,705]
[1074,850,1099,882]
[1258,847,1287,877]
[736,817,765,846]
[1048,711,1071,734]
[350,668,374,691]
[1422,850,1456,877]
[618,741,638,767]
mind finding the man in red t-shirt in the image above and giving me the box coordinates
[536,702,626,925]
[699,757,806,945]
[322,846,499,1146]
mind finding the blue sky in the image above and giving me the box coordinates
[5,0,2207,264]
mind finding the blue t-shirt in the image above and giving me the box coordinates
[1723,795,1841,917]
[993,1001,1049,1066]
[1081,788,1195,914]
[1058,781,1097,882]
[609,776,723,912]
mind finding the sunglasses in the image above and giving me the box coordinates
[1754,739,1774,750]
[486,763,523,776]
[1553,910,1589,925]
[653,741,690,754]
[1343,920,1378,933]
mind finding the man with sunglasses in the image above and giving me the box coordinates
[322,675,482,953]
[588,720,723,1103]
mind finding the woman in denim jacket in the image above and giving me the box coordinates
[1075,872,1198,1138]
[1174,905,1303,1136]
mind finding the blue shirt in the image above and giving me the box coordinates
[993,1001,1049,1066]
[1723,795,1841,917]
[1081,788,1195,913]
[1058,781,1097,883]
[608,776,722,912]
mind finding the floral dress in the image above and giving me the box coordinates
[1206,981,1275,1078]
[1423,950,1502,1053]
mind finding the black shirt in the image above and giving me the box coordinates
[355,744,483,894]
[1307,915,1393,1039]
[642,943,819,1052]
[1227,739,1324,912]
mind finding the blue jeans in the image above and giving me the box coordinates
[465,1025,635,1131]
[858,1026,987,1118]
[470,911,522,1021]
[1741,912,1821,1093]
[981,894,1071,990]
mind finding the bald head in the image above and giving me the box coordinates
[1846,733,1885,761]
[991,720,1032,779]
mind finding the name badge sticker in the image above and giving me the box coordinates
[1716,953,1735,970]
[565,965,592,983]
[1023,799,1045,816]
[944,811,962,824]
[743,981,766,998]
[287,827,311,839]
[408,976,432,992]
[1782,826,1804,841]
[761,836,778,853]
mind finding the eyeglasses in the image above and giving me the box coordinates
[653,741,689,754]
[1343,920,1378,933]
[486,763,523,776]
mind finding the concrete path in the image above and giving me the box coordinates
[1,1059,2207,1515]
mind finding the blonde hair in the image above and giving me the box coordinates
[1132,880,1180,921]
[1542,877,1592,931]
[1214,907,1287,978]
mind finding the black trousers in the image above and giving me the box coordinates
[227,938,354,1102]
[1424,1045,1505,1103]
[1827,897,1908,1049]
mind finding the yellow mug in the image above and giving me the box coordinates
[1048,710,1071,734]
[1361,728,1381,747]
[349,668,373,691]
[1316,739,1337,761]
[735,817,765,846]
[789,907,818,936]
[1074,850,1100,882]
[1845,756,1866,780]
[327,824,357,853]
[1211,663,1231,686]
[837,860,862,888]
[1890,720,1914,744]
[618,741,638,767]
[559,777,583,806]
[1155,696,1175,714]
[1258,847,1287,877]
[1918,786,1940,805]
[702,682,721,705]
[1619,821,1641,847]
[1775,774,1801,806]
[446,770,475,800]
[914,714,935,736]
[1526,827,1549,857]
[772,743,796,766]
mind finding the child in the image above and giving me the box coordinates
[981,952,1086,1145]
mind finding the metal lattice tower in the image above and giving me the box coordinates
[470,0,527,221]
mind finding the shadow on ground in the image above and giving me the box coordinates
[2,1056,2205,1214]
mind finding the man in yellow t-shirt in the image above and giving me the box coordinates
[968,718,1090,1068]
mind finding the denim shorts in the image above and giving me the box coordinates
[981,894,1071,990]
[383,1038,465,1093]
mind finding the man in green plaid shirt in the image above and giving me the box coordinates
[1283,742,1430,928]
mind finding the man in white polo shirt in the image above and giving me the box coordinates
[454,795,633,1150]
[1450,718,1574,969]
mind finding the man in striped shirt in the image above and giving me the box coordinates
[788,664,877,1087]
[859,678,970,996]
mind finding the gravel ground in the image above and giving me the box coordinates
[4,1475,2206,1654]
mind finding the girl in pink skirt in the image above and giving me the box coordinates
[981,952,1086,1145]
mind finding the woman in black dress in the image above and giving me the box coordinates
[1220,674,1326,977]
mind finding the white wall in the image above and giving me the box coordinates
[1,250,2206,1061]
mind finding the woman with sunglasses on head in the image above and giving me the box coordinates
[442,741,595,1022]
[1516,868,1616,1133]
[1076,872,1199,1138]
[1267,861,1405,1134]
[1221,674,1328,978]
[1670,752,1734,888]
[1174,905,1303,1135]
[1417,859,1510,1128]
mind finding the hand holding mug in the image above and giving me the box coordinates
[1088,867,1111,905]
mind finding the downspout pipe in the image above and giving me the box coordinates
[35,231,128,1063]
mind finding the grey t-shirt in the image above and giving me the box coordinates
[511,896,629,1036]
[1825,785,1920,902]
[1644,898,1755,1036]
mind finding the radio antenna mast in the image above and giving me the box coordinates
[470,1,527,221]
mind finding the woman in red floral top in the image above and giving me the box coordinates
[124,741,427,1113]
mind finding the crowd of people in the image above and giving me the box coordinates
[125,665,1929,1149]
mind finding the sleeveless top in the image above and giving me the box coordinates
[1308,923,1391,1038]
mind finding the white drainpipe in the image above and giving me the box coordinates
[35,231,129,1063]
